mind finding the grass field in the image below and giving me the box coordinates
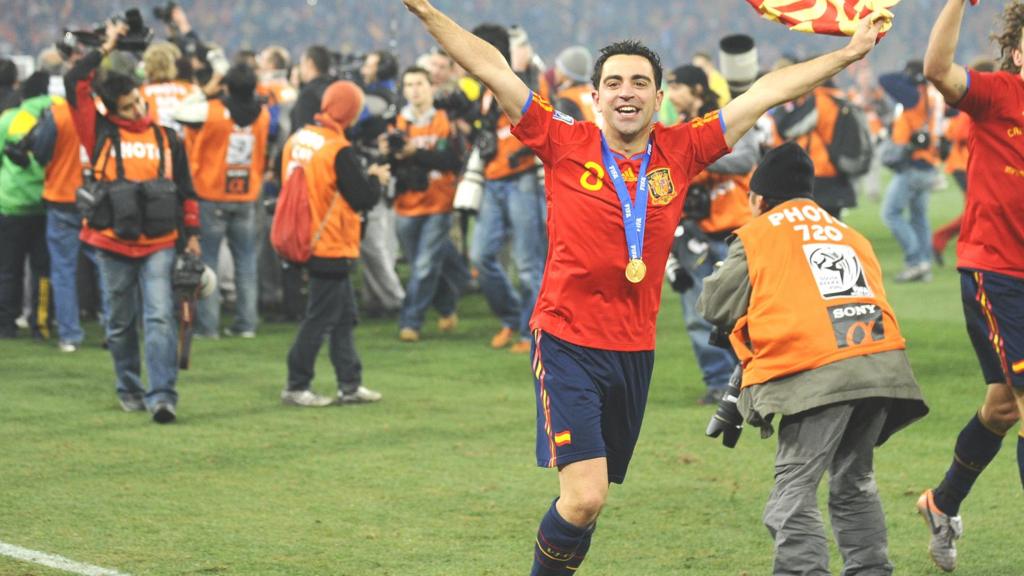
[1,176,1021,576]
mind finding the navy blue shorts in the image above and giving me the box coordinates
[531,330,654,484]
[961,270,1024,388]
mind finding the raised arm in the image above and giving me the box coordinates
[720,14,883,148]
[924,0,970,104]
[402,0,530,123]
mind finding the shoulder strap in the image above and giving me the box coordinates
[310,193,340,252]
[151,124,168,179]
[95,127,126,181]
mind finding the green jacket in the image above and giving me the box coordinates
[0,94,52,216]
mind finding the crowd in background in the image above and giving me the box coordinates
[0,0,1006,77]
[0,0,997,413]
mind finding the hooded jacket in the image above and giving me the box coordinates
[0,94,53,216]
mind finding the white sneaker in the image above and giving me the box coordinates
[280,389,334,407]
[917,489,963,572]
[337,386,382,404]
[223,327,256,338]
[58,341,79,353]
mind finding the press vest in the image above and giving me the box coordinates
[689,170,753,235]
[42,98,90,205]
[394,109,457,217]
[86,125,178,248]
[892,88,940,166]
[731,199,905,387]
[186,100,270,203]
[481,92,535,181]
[142,80,196,135]
[555,84,597,123]
[282,125,361,259]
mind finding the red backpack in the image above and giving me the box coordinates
[270,165,338,264]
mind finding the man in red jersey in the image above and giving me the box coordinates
[403,1,883,573]
[915,1,1024,572]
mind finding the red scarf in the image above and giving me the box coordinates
[109,113,153,133]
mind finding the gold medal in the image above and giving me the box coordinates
[625,259,647,283]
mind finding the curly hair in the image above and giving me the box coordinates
[992,1,1024,73]
[143,42,182,83]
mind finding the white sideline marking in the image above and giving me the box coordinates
[0,541,130,576]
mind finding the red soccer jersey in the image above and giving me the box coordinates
[954,69,1024,278]
[512,92,730,351]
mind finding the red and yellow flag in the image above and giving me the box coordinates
[746,0,900,37]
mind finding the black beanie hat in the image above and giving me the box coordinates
[749,142,815,201]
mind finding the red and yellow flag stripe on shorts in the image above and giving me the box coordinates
[533,330,558,467]
[975,272,1013,385]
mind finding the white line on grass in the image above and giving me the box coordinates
[0,541,130,576]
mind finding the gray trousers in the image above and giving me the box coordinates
[359,201,405,312]
[765,398,894,576]
[286,274,362,394]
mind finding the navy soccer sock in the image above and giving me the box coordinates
[531,499,593,576]
[1018,434,1024,491]
[933,414,1005,516]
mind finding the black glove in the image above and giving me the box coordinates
[665,253,695,293]
[705,365,743,448]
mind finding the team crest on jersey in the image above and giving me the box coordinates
[647,168,676,205]
[552,110,575,125]
[803,244,873,300]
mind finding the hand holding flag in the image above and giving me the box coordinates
[747,0,900,38]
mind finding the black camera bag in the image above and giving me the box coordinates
[140,126,178,237]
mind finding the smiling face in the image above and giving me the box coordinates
[592,54,663,146]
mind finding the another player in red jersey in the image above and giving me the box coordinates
[402,1,883,573]
[916,1,1024,572]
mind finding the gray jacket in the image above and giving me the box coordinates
[697,236,928,445]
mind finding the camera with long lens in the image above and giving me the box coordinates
[63,9,153,54]
[453,147,485,214]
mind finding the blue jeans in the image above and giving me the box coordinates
[47,207,105,344]
[197,200,259,335]
[396,212,470,331]
[680,238,738,391]
[470,171,547,340]
[97,247,178,407]
[882,167,935,268]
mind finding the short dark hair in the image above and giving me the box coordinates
[471,23,510,66]
[591,40,663,89]
[401,65,431,84]
[21,71,49,99]
[304,45,331,76]
[372,50,399,82]
[224,63,257,100]
[95,71,138,113]
[0,58,17,88]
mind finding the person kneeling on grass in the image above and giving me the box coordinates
[279,81,389,407]
[699,142,929,575]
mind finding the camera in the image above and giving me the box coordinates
[152,2,178,25]
[683,183,712,221]
[909,130,930,151]
[383,130,430,198]
[64,9,154,54]
[111,9,154,53]
[386,131,407,156]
